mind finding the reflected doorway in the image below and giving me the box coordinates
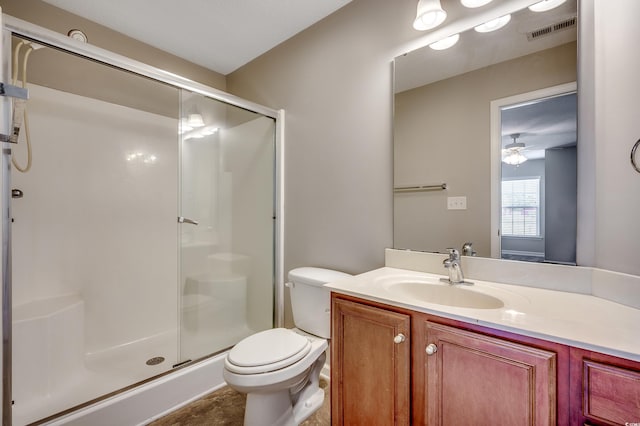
[491,84,577,264]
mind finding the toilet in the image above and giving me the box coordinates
[223,267,351,426]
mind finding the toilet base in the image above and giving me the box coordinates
[242,386,325,426]
[244,391,296,426]
[292,386,324,424]
[240,352,326,426]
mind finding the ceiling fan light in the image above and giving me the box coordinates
[474,14,511,33]
[502,151,528,165]
[429,33,460,50]
[504,141,525,150]
[528,0,567,12]
[413,0,447,31]
[461,0,493,8]
[502,134,528,165]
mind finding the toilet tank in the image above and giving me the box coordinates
[288,267,352,339]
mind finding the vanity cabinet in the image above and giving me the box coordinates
[331,293,570,425]
[417,321,557,425]
[331,293,640,424]
[570,347,640,425]
[331,297,411,425]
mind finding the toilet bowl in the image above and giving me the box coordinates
[223,267,352,426]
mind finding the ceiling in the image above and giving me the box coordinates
[394,0,577,93]
[40,0,352,75]
[502,92,577,160]
[394,0,578,159]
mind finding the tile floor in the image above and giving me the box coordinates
[149,378,330,425]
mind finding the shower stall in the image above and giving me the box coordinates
[0,13,283,426]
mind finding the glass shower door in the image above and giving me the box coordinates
[2,18,281,424]
[178,90,275,362]
[6,34,182,424]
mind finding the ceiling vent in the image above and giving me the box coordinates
[527,15,577,41]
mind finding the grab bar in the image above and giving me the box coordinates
[394,183,447,193]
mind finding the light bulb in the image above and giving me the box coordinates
[461,0,492,8]
[502,152,528,165]
[429,34,460,50]
[186,113,205,128]
[413,0,447,31]
[474,14,511,33]
[528,0,567,12]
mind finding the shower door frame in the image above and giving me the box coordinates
[0,13,285,425]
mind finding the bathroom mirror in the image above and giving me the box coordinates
[393,0,577,263]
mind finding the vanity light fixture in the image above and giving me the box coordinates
[502,134,528,166]
[474,14,511,33]
[126,151,158,164]
[200,126,218,136]
[186,113,205,128]
[429,33,460,50]
[179,122,193,134]
[183,126,219,141]
[413,0,447,31]
[461,0,493,8]
[528,0,567,12]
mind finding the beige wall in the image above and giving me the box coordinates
[226,0,427,326]
[582,0,640,276]
[227,0,421,280]
[1,0,226,92]
[394,42,576,257]
[10,0,638,311]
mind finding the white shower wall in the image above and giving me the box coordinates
[179,115,275,357]
[7,83,276,423]
[219,117,275,332]
[11,83,179,353]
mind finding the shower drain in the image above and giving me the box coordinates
[146,356,165,366]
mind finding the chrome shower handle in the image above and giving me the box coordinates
[178,216,199,225]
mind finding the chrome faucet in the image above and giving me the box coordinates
[442,248,466,284]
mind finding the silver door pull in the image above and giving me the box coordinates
[178,216,199,225]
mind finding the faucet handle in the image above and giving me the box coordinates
[445,248,460,260]
[462,242,477,257]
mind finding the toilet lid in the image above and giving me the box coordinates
[226,328,311,374]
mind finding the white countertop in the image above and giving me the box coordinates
[325,267,640,362]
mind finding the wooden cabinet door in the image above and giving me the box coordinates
[331,297,410,425]
[422,321,557,426]
[570,348,640,425]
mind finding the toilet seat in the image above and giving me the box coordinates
[225,328,312,374]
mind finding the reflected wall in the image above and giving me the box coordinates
[394,42,576,256]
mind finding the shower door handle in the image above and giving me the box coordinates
[178,216,199,225]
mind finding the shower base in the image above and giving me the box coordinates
[12,297,254,426]
[13,329,176,426]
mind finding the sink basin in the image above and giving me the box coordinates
[386,282,505,309]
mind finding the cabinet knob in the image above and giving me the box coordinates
[425,343,438,355]
[393,333,406,344]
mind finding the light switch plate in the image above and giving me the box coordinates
[447,196,467,210]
